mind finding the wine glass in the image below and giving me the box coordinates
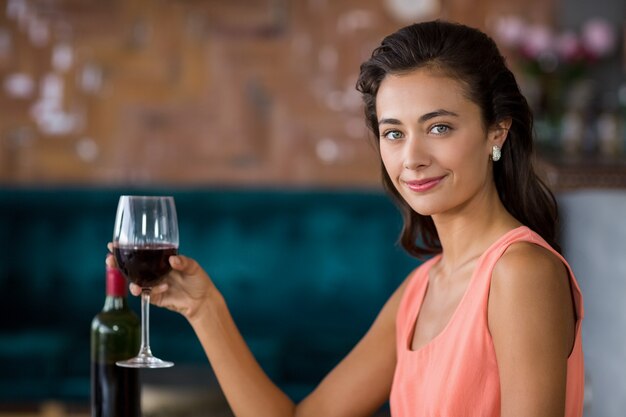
[112,195,179,368]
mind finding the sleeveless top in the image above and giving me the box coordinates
[390,226,584,417]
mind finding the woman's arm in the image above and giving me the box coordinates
[488,243,576,417]
[111,253,408,417]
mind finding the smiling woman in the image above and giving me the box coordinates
[376,70,507,218]
[358,22,561,259]
[356,20,584,417]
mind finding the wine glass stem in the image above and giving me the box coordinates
[140,288,153,356]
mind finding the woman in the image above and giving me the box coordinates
[108,20,584,417]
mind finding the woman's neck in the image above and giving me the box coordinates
[432,188,521,274]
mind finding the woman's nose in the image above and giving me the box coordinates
[402,136,429,170]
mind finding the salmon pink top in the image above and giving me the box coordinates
[390,226,584,417]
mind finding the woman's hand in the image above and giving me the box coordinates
[106,245,219,323]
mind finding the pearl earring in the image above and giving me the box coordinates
[491,145,501,162]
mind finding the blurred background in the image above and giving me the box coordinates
[0,0,625,416]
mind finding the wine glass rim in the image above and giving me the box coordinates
[119,195,175,199]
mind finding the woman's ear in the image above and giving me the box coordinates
[489,118,512,147]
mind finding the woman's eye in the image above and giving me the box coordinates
[430,124,450,135]
[382,130,403,140]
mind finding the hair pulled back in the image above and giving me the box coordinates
[356,20,560,257]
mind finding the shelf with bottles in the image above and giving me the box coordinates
[534,83,626,191]
[491,14,626,190]
[537,150,626,191]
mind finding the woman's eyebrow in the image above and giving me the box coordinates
[418,109,459,123]
[378,117,402,125]
[378,109,459,126]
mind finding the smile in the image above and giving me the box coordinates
[402,176,445,192]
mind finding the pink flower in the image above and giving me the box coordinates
[521,25,554,59]
[492,14,618,78]
[494,16,527,48]
[555,31,582,61]
[581,18,616,58]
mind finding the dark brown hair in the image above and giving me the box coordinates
[356,20,560,257]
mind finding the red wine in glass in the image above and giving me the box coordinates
[113,244,178,288]
[112,195,179,369]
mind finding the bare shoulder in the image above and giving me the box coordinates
[491,241,568,297]
[489,241,575,357]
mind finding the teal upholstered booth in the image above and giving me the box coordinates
[0,187,419,404]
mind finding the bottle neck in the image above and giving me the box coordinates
[103,295,129,311]
[103,267,129,311]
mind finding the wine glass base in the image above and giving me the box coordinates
[116,355,174,369]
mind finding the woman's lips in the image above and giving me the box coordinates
[402,176,445,192]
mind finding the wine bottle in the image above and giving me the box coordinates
[91,267,141,417]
